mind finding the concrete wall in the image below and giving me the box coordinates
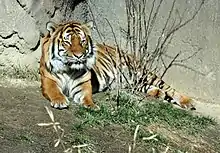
[88,0,220,104]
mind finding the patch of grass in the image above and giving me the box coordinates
[16,133,34,144]
[0,65,39,81]
[75,91,216,135]
[66,130,91,145]
[70,91,217,152]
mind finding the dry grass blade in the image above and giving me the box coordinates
[142,134,158,141]
[37,107,95,152]
[64,148,73,153]
[72,144,89,153]
[132,125,140,150]
[45,106,55,122]
[54,139,61,147]
[37,106,66,150]
[57,125,65,138]
[152,147,156,153]
[128,125,140,153]
[37,107,60,129]
[128,145,132,153]
[37,122,60,127]
[162,146,170,153]
[72,144,89,149]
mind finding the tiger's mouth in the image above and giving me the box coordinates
[66,59,87,70]
[67,60,85,66]
[64,50,96,70]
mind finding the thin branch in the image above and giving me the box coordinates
[163,49,199,63]
[160,0,204,50]
[172,62,206,76]
[87,0,104,42]
[161,52,180,79]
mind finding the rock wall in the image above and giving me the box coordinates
[1,0,220,104]
[88,0,220,104]
[0,0,88,69]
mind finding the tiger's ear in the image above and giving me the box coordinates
[82,21,94,35]
[85,21,94,29]
[46,21,57,36]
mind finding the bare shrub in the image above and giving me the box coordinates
[123,0,205,83]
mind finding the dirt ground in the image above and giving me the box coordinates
[0,78,75,153]
[0,78,220,153]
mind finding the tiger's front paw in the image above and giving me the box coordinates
[50,97,69,109]
[91,104,100,111]
[83,103,100,111]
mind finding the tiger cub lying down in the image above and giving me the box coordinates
[39,20,195,110]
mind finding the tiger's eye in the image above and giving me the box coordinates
[63,41,71,46]
[64,34,71,40]
[81,39,86,44]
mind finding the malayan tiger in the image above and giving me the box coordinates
[39,20,195,110]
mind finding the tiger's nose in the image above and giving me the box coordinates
[73,53,83,58]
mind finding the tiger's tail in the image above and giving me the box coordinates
[137,71,196,110]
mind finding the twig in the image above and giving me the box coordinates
[87,2,104,42]
[132,125,140,150]
[160,52,180,79]
[172,63,206,76]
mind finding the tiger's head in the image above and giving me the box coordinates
[45,21,96,71]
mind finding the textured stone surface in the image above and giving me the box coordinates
[88,0,220,104]
[0,0,87,69]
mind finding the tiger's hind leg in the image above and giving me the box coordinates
[171,93,196,110]
[41,75,69,109]
[145,86,196,110]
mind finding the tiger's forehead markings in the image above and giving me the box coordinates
[63,24,82,32]
[58,24,84,39]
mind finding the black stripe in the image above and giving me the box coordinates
[98,49,114,62]
[51,39,55,59]
[71,24,81,29]
[75,79,90,89]
[63,86,70,97]
[57,39,61,56]
[72,80,90,98]
[149,74,157,85]
[59,30,63,39]
[49,63,53,72]
[57,40,63,57]
[91,69,100,93]
[164,92,173,102]
[73,90,82,98]
[158,80,165,89]
[72,69,87,80]
[88,36,94,56]
[88,36,93,48]
[98,58,111,72]
[92,66,101,77]
[102,70,110,85]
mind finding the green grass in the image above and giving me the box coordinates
[69,91,218,152]
[75,91,215,134]
[16,133,34,144]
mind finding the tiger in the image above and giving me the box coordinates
[39,20,196,110]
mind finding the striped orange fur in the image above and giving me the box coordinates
[39,21,195,110]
